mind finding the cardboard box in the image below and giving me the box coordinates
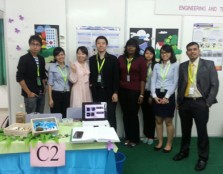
[16,112,26,123]
[4,123,31,137]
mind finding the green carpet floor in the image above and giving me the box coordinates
[116,137,223,174]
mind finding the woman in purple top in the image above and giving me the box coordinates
[118,38,147,147]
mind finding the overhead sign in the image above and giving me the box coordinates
[155,0,223,16]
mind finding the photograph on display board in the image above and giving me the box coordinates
[34,24,60,63]
[155,28,181,59]
[193,23,223,71]
[130,28,152,55]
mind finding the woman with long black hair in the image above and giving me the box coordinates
[141,46,156,145]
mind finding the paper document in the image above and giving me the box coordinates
[70,127,120,143]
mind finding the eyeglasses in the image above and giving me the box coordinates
[30,43,41,47]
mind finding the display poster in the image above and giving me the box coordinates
[130,28,152,55]
[34,24,60,63]
[76,26,121,57]
[193,23,223,71]
[155,29,181,59]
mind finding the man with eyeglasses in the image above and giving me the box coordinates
[16,35,47,113]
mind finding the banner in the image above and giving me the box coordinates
[155,0,223,16]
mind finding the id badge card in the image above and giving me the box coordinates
[127,75,130,82]
[97,74,102,83]
[160,88,165,92]
[64,87,67,92]
[37,77,41,86]
[189,87,195,95]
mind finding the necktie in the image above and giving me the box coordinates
[185,63,194,96]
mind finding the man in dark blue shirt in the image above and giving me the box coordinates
[16,35,47,113]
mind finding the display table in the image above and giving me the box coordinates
[0,125,118,174]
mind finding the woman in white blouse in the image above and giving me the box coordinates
[151,44,179,153]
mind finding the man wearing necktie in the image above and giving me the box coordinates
[173,42,219,171]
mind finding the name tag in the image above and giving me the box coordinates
[97,74,102,83]
[189,87,195,95]
[30,142,66,167]
[127,75,130,82]
[37,77,41,86]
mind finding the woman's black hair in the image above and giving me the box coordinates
[160,44,176,64]
[143,46,156,69]
[124,38,140,57]
[76,46,88,56]
[53,47,65,62]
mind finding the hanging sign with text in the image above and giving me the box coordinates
[30,142,66,167]
[155,0,223,16]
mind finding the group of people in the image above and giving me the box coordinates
[16,35,219,171]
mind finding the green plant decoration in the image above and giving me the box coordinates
[0,128,60,148]
[155,34,182,60]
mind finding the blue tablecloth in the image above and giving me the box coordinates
[0,149,117,174]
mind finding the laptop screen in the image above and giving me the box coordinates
[82,102,107,121]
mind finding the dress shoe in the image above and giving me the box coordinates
[173,152,189,161]
[123,140,130,146]
[163,147,172,153]
[128,142,136,148]
[147,139,154,145]
[154,146,162,151]
[195,160,206,171]
[142,138,148,144]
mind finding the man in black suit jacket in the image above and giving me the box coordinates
[89,36,119,130]
[173,42,219,171]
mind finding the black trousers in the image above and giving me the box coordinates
[178,98,209,161]
[51,91,70,118]
[92,87,117,130]
[141,91,155,139]
[119,88,140,143]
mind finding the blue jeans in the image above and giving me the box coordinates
[24,94,45,114]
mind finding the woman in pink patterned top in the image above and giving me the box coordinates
[69,46,92,107]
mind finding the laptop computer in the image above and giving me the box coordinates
[82,102,110,127]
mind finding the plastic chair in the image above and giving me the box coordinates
[25,113,62,123]
[66,107,82,120]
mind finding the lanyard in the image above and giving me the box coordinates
[127,58,133,74]
[160,62,171,81]
[57,66,68,83]
[34,57,40,77]
[37,66,40,77]
[96,54,105,73]
[147,64,152,78]
[188,63,198,84]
